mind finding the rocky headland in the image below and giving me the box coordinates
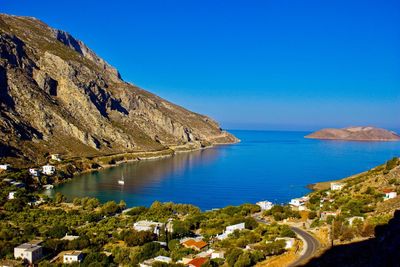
[0,14,238,167]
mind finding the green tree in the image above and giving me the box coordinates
[234,252,252,267]
[226,248,243,267]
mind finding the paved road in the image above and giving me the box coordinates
[252,213,320,266]
[288,226,320,267]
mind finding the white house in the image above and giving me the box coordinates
[133,220,164,235]
[347,216,364,226]
[61,234,80,241]
[11,181,25,188]
[8,191,16,200]
[320,211,339,221]
[63,251,84,264]
[275,237,295,249]
[331,182,346,191]
[29,168,40,177]
[0,164,10,170]
[289,196,309,207]
[14,243,43,264]
[140,256,172,267]
[211,251,225,259]
[383,190,397,201]
[217,222,245,240]
[256,200,274,211]
[51,154,62,161]
[42,165,56,175]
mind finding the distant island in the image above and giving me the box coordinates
[305,126,400,141]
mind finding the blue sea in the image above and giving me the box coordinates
[51,130,400,210]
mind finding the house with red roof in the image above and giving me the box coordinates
[188,257,208,267]
[181,239,208,251]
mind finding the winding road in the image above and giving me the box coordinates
[289,226,320,266]
[253,213,320,266]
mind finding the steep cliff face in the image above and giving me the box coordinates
[0,14,237,165]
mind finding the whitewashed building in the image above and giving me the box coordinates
[256,200,274,211]
[0,164,10,170]
[275,237,295,249]
[8,191,16,200]
[133,220,164,235]
[14,243,43,264]
[42,165,56,175]
[211,251,225,259]
[289,196,309,207]
[63,251,84,264]
[216,222,245,240]
[29,168,40,177]
[383,190,397,201]
[331,182,346,191]
[347,216,364,226]
[61,234,80,241]
[140,256,172,267]
[320,211,339,221]
[51,154,62,161]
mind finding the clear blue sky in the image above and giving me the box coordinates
[1,0,399,131]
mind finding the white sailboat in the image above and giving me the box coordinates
[118,174,125,185]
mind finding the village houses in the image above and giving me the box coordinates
[0,164,10,170]
[216,222,245,240]
[29,168,40,177]
[63,251,84,264]
[8,191,16,200]
[14,242,43,264]
[347,216,364,226]
[256,200,274,211]
[133,220,164,235]
[331,182,346,191]
[42,165,56,175]
[289,196,309,207]
[51,154,62,162]
[181,238,208,251]
[383,189,397,201]
[139,256,172,267]
[320,211,339,221]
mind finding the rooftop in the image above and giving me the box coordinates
[188,257,208,267]
[182,239,208,249]
[64,250,83,256]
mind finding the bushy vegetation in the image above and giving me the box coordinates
[263,205,301,221]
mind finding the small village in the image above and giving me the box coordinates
[0,157,399,266]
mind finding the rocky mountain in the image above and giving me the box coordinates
[305,127,400,141]
[0,14,237,166]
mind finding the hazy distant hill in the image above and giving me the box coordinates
[305,126,400,141]
[0,14,237,165]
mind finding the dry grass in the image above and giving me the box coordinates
[256,250,298,267]
[256,241,301,267]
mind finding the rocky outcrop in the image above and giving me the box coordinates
[305,127,400,141]
[0,14,238,166]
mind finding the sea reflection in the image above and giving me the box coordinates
[52,131,400,210]
[52,147,222,205]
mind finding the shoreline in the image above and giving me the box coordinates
[49,140,238,188]
[306,169,371,191]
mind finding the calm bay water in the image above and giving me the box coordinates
[51,130,400,210]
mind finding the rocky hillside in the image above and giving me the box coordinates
[0,14,237,166]
[305,126,400,141]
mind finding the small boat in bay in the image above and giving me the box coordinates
[118,175,125,185]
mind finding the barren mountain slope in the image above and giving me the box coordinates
[0,14,237,165]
